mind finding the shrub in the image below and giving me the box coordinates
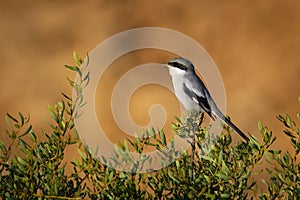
[0,53,299,199]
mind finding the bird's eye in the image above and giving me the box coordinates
[168,62,188,71]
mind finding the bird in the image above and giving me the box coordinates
[163,57,250,142]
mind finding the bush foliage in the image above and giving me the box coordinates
[0,53,299,199]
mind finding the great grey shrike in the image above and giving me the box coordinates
[164,57,250,142]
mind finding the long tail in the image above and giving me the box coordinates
[211,105,250,142]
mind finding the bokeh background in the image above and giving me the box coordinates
[0,0,299,189]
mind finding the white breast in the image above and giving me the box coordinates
[169,68,200,112]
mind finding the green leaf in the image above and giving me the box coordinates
[217,173,230,181]
[57,101,65,110]
[5,115,13,129]
[202,175,210,182]
[221,160,230,175]
[48,105,59,123]
[19,125,32,137]
[65,65,82,77]
[108,171,114,181]
[254,169,263,175]
[18,112,25,126]
[201,155,217,164]
[30,131,37,142]
[18,138,28,150]
[72,158,79,167]
[134,133,141,145]
[250,134,260,150]
[73,51,80,66]
[283,130,296,138]
[0,141,7,155]
[124,140,129,151]
[174,116,181,123]
[258,121,263,133]
[119,172,126,179]
[146,127,156,137]
[168,170,181,184]
[17,156,27,166]
[83,71,90,82]
[175,160,181,171]
[11,131,16,139]
[286,115,292,128]
[268,149,281,154]
[220,193,231,198]
[6,113,19,124]
[204,193,216,198]
[218,149,223,164]
[170,122,178,130]
[278,174,285,182]
[160,130,166,146]
[61,92,72,101]
[67,77,76,88]
[77,148,85,159]
[82,53,90,70]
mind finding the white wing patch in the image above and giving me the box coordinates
[192,96,199,104]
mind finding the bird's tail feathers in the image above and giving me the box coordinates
[212,106,250,142]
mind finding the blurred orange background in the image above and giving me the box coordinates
[0,0,299,188]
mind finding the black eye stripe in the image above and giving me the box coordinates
[168,62,188,70]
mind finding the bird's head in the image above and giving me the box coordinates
[163,57,195,75]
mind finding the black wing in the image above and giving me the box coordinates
[182,82,214,119]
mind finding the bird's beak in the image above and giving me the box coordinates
[162,63,169,68]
